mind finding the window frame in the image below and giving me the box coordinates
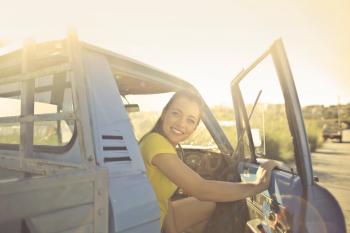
[230,39,314,185]
[0,72,77,154]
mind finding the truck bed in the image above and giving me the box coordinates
[0,168,109,233]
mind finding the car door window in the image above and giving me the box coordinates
[125,93,218,148]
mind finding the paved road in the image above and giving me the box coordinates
[312,129,350,231]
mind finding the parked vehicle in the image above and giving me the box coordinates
[0,32,345,233]
[322,122,343,142]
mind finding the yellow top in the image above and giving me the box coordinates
[139,132,177,227]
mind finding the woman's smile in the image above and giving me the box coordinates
[171,127,184,135]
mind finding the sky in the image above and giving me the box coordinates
[1,0,350,107]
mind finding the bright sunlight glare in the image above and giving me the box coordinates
[1,0,350,107]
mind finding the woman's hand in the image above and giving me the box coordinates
[254,160,279,191]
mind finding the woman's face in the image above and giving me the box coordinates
[161,96,200,145]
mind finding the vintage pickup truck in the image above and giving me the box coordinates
[0,32,346,233]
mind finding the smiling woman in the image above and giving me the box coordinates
[138,90,278,233]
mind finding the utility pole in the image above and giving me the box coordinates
[337,96,341,126]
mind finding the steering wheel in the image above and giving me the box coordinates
[204,154,223,173]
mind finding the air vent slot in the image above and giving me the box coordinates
[102,135,123,140]
[101,133,131,163]
[104,156,131,162]
[103,146,127,151]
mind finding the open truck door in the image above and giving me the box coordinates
[231,39,345,233]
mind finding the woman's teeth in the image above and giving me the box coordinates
[171,128,183,135]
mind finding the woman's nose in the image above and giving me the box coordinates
[176,117,186,128]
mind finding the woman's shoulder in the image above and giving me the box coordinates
[141,132,169,145]
[140,132,175,153]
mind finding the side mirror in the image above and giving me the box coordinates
[125,104,140,113]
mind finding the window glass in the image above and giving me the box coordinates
[211,106,238,150]
[0,122,20,144]
[0,82,21,144]
[0,73,75,149]
[240,109,255,160]
[124,93,170,140]
[33,73,74,146]
[236,55,295,170]
[125,93,217,148]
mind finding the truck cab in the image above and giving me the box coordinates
[0,32,346,233]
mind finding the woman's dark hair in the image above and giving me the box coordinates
[140,89,203,143]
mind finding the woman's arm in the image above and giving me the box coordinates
[152,153,277,202]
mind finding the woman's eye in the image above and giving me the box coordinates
[187,119,196,125]
[171,111,180,117]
